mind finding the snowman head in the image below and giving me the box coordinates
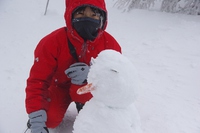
[79,50,139,108]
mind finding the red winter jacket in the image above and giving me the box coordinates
[25,0,121,114]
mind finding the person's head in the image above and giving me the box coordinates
[65,0,107,41]
[73,6,102,20]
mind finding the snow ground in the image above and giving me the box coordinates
[0,0,200,133]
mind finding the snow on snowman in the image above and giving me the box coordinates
[73,50,143,133]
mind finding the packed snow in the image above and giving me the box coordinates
[87,50,139,108]
[73,50,142,133]
[0,0,200,133]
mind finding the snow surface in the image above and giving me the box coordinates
[0,0,200,133]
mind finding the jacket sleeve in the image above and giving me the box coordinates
[25,36,59,114]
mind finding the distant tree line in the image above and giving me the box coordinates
[115,0,200,15]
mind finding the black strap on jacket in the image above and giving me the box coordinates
[67,39,79,62]
[65,27,79,62]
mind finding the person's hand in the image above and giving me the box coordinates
[28,110,49,133]
[65,62,89,85]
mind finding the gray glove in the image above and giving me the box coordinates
[28,110,49,133]
[65,62,89,85]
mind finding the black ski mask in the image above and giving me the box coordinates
[72,17,101,41]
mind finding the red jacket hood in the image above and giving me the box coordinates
[64,0,108,42]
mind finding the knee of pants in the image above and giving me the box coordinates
[46,86,72,128]
[46,100,71,128]
[46,112,64,128]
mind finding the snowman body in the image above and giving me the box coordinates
[73,98,142,133]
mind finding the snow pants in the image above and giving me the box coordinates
[45,84,92,128]
[46,86,72,128]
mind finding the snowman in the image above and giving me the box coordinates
[73,50,143,133]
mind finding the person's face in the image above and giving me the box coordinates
[73,6,101,20]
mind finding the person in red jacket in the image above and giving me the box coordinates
[25,0,121,133]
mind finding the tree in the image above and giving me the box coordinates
[115,0,200,15]
[114,0,155,12]
[161,0,180,13]
[179,0,200,15]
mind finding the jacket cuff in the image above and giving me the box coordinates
[69,84,93,103]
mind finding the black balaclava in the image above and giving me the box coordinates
[72,17,101,41]
[72,5,105,41]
